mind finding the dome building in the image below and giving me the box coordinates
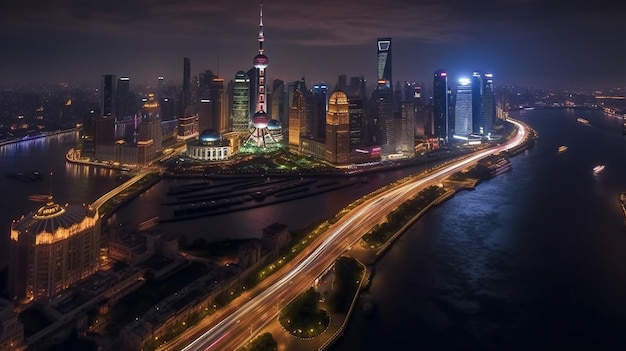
[9,196,100,301]
[187,129,231,161]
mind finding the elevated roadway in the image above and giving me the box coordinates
[163,118,530,351]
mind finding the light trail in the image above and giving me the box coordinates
[176,118,529,351]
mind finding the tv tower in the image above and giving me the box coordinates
[246,3,278,148]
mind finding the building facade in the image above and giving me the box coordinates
[9,196,100,301]
[433,69,449,144]
[454,78,473,137]
[376,37,394,157]
[325,91,350,164]
[232,71,251,134]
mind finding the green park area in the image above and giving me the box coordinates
[361,185,448,248]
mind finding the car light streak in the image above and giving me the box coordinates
[178,118,528,351]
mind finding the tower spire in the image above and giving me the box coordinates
[258,3,264,54]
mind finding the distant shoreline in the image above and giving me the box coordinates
[0,128,78,147]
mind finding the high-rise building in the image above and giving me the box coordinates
[197,99,214,133]
[454,78,473,137]
[271,79,285,126]
[288,89,306,150]
[377,38,392,87]
[157,76,165,98]
[232,71,251,134]
[181,57,191,116]
[433,69,448,143]
[400,102,415,155]
[376,37,394,157]
[348,96,365,147]
[246,3,277,147]
[9,196,100,301]
[336,74,347,92]
[311,83,328,140]
[101,74,117,118]
[325,91,350,164]
[480,73,496,134]
[472,70,484,134]
[116,76,132,120]
[211,77,226,132]
[137,93,162,163]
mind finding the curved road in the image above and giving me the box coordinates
[162,118,530,351]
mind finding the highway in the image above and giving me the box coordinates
[163,118,530,351]
[89,168,153,211]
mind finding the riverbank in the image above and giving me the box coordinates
[0,128,78,147]
[257,118,537,351]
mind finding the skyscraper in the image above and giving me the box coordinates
[101,74,116,118]
[480,73,496,134]
[348,96,365,147]
[211,77,226,132]
[232,71,251,134]
[377,38,392,87]
[326,91,350,164]
[433,69,449,144]
[116,76,131,120]
[472,70,484,134]
[312,83,328,140]
[400,102,415,155]
[376,37,394,157]
[271,79,285,125]
[288,89,306,150]
[181,57,191,116]
[454,78,473,137]
[138,93,163,163]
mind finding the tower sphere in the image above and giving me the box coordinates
[267,119,281,131]
[252,110,270,128]
[253,54,269,68]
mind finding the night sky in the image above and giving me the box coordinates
[1,0,624,90]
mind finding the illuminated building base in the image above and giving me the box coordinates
[245,126,278,148]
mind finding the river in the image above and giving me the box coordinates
[2,109,625,350]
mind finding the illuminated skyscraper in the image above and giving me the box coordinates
[433,69,448,143]
[326,91,350,164]
[400,102,415,155]
[376,37,394,157]
[288,89,306,150]
[138,93,162,163]
[454,78,473,137]
[211,77,226,132]
[480,73,496,134]
[232,71,251,134]
[246,3,277,147]
[472,70,484,134]
[377,38,392,86]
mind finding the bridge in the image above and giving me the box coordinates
[89,168,154,213]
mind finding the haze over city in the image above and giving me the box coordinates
[2,0,625,89]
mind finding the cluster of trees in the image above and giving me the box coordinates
[362,185,447,247]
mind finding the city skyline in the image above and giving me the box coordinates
[2,0,625,90]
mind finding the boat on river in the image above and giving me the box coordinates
[558,145,568,153]
[593,165,605,174]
